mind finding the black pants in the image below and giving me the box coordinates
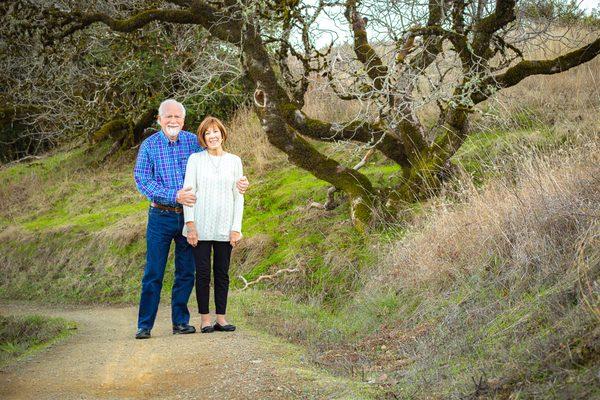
[192,241,233,315]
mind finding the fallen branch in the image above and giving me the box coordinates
[1,155,43,169]
[238,268,300,290]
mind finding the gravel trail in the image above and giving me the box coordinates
[0,302,370,399]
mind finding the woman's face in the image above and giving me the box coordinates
[204,126,223,150]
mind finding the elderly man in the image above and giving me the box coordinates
[133,99,248,339]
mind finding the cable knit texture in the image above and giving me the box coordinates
[182,151,244,241]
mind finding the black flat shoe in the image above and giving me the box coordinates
[135,328,151,339]
[214,322,236,332]
[172,324,196,334]
[201,325,215,333]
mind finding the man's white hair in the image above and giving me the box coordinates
[158,99,186,118]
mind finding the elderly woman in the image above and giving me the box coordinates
[182,116,244,333]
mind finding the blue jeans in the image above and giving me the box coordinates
[137,206,195,330]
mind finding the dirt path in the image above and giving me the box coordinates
[0,302,374,400]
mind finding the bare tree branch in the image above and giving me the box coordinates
[473,37,600,104]
[238,268,300,290]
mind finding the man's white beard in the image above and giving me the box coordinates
[165,126,181,137]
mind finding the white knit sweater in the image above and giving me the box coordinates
[182,151,244,241]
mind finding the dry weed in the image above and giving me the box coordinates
[231,233,276,276]
[94,213,146,246]
[373,141,599,295]
[225,106,283,174]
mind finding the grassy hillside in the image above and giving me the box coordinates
[1,55,599,398]
[0,138,369,306]
[0,314,76,366]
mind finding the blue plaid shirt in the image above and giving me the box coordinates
[134,130,203,207]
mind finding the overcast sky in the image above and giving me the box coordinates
[308,0,598,48]
[580,0,599,11]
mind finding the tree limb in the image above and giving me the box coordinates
[59,9,199,38]
[406,0,446,71]
[473,37,600,104]
[471,0,517,61]
[344,0,388,91]
[310,148,376,211]
[277,105,409,166]
[56,4,241,44]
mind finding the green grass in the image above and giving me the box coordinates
[3,127,567,305]
[1,150,378,307]
[237,164,378,309]
[0,314,76,366]
[22,201,147,232]
[452,127,567,183]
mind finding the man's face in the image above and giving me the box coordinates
[158,103,185,139]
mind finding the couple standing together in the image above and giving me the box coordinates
[133,99,248,339]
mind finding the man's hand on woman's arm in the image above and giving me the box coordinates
[236,176,249,194]
[177,186,196,206]
[186,222,199,247]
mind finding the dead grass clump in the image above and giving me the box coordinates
[0,225,33,243]
[0,167,46,221]
[94,213,146,246]
[226,106,283,175]
[231,233,276,276]
[376,142,599,293]
[352,140,600,398]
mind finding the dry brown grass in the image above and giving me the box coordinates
[337,133,600,398]
[303,81,364,124]
[93,213,146,246]
[225,106,283,175]
[231,233,277,276]
[372,141,599,293]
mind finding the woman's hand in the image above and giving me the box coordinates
[186,222,199,247]
[230,231,241,247]
[236,176,249,194]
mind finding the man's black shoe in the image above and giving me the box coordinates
[213,322,236,332]
[172,324,196,334]
[135,328,151,339]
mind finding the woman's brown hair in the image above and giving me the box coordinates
[197,116,228,148]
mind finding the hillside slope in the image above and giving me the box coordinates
[1,57,599,398]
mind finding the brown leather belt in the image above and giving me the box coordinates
[151,202,183,213]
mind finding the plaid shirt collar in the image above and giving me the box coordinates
[158,130,182,145]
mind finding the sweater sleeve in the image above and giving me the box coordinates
[231,155,244,234]
[183,153,198,224]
